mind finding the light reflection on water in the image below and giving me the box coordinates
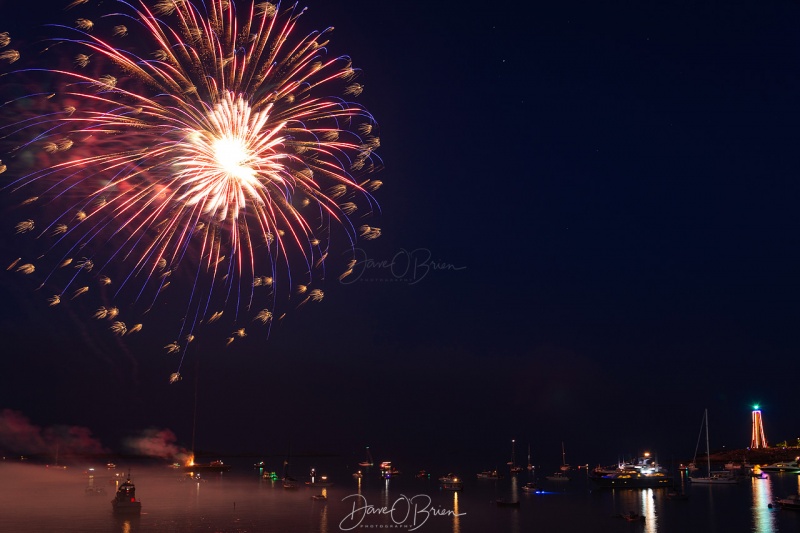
[452,490,460,533]
[751,477,775,533]
[640,488,657,533]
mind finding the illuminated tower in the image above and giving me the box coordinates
[750,405,768,449]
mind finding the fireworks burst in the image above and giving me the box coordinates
[1,0,382,380]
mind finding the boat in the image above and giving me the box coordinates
[521,482,538,493]
[614,511,645,522]
[545,472,569,482]
[508,439,523,473]
[589,452,673,489]
[282,454,298,489]
[769,494,800,510]
[760,459,800,474]
[379,461,400,478]
[180,459,232,473]
[752,465,768,479]
[415,470,429,479]
[358,446,374,468]
[559,442,571,472]
[690,409,740,485]
[441,476,463,491]
[352,470,363,479]
[311,494,328,501]
[305,468,333,487]
[476,470,502,480]
[526,444,534,471]
[439,473,457,483]
[111,472,142,514]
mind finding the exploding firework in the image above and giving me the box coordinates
[0,0,382,379]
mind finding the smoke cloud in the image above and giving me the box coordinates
[0,409,108,456]
[122,428,190,462]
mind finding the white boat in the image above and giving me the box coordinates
[545,472,569,482]
[521,482,538,492]
[476,470,501,480]
[760,459,800,474]
[589,452,673,489]
[690,409,740,485]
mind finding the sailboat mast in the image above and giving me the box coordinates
[191,369,199,460]
[705,408,711,475]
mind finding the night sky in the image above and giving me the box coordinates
[1,0,800,472]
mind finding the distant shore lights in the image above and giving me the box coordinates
[751,405,768,449]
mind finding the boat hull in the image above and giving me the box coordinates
[761,467,800,474]
[690,476,740,485]
[111,502,142,514]
[590,475,673,489]
[772,497,800,510]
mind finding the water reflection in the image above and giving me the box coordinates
[751,477,775,533]
[319,490,328,533]
[640,488,657,533]
[452,491,460,533]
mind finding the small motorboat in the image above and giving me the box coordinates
[614,511,645,522]
[769,495,800,510]
[521,482,538,493]
[111,472,142,514]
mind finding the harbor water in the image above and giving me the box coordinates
[2,460,800,532]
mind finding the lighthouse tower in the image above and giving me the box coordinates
[750,405,768,449]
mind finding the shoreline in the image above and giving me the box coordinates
[705,447,800,464]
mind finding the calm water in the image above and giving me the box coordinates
[2,460,800,532]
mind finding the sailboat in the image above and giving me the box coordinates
[358,446,374,468]
[283,447,298,489]
[690,409,739,485]
[509,439,523,473]
[559,441,571,472]
[527,444,534,471]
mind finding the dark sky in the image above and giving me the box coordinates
[1,0,800,471]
